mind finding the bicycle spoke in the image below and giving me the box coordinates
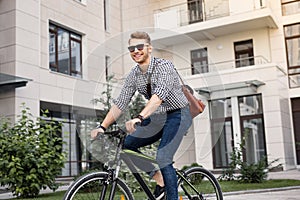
[178,167,222,200]
[64,175,133,200]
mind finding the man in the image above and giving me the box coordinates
[91,31,192,200]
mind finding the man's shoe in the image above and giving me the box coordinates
[153,185,165,200]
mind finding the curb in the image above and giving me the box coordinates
[223,185,300,196]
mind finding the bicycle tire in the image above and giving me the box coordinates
[63,171,134,200]
[178,167,223,200]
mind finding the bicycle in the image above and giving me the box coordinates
[63,128,223,200]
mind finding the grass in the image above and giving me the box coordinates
[5,179,300,199]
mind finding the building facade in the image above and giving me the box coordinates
[0,0,299,176]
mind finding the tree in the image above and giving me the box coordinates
[0,104,66,197]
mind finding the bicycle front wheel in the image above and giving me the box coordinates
[63,171,134,200]
[178,167,223,200]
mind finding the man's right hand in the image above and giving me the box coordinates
[91,127,105,139]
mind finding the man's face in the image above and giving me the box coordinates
[128,39,152,65]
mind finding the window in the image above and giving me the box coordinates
[211,95,266,168]
[239,94,266,164]
[105,55,111,81]
[284,23,300,88]
[211,98,234,168]
[291,98,300,165]
[188,0,203,24]
[49,23,82,77]
[41,101,102,176]
[234,39,254,68]
[104,0,110,32]
[191,48,208,74]
[281,0,300,16]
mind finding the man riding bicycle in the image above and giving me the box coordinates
[91,31,192,200]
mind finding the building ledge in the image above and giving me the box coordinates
[0,73,31,92]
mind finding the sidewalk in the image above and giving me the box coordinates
[0,169,299,199]
[267,168,300,180]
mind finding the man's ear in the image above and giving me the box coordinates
[148,45,153,53]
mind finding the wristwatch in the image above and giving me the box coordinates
[136,114,144,123]
[96,125,106,131]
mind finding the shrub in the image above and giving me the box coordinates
[219,144,282,183]
[0,105,66,197]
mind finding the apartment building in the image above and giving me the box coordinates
[0,0,299,177]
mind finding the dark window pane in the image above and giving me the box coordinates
[188,0,203,23]
[234,39,254,68]
[191,48,208,74]
[49,32,56,71]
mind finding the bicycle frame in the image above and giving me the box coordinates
[99,130,157,200]
[98,130,203,200]
[121,152,156,200]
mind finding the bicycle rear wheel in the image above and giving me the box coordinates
[177,167,223,200]
[63,171,134,200]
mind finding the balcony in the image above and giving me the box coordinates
[176,56,285,99]
[177,55,270,77]
[152,0,278,46]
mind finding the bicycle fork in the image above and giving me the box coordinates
[100,161,123,200]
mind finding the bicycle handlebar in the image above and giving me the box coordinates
[92,121,141,142]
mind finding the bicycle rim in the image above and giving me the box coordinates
[178,167,223,200]
[63,172,134,200]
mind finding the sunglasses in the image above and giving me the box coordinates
[128,44,148,52]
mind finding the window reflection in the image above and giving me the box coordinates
[211,98,233,168]
[239,95,263,116]
[239,94,266,165]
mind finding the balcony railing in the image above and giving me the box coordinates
[177,56,270,77]
[154,0,268,29]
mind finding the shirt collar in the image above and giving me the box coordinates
[135,56,155,75]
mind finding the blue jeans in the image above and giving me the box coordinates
[123,106,192,200]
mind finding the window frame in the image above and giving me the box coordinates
[190,47,208,75]
[210,98,234,169]
[281,0,300,16]
[188,0,204,24]
[49,23,83,78]
[234,39,254,68]
[238,94,267,165]
[284,23,300,88]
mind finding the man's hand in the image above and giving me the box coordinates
[125,118,141,133]
[91,127,105,139]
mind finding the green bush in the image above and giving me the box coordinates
[219,145,282,183]
[0,105,66,198]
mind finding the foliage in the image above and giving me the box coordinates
[181,162,202,171]
[91,75,115,122]
[0,104,66,198]
[218,135,282,183]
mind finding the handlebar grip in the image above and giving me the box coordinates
[134,121,141,127]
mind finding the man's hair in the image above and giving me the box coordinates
[128,31,151,44]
